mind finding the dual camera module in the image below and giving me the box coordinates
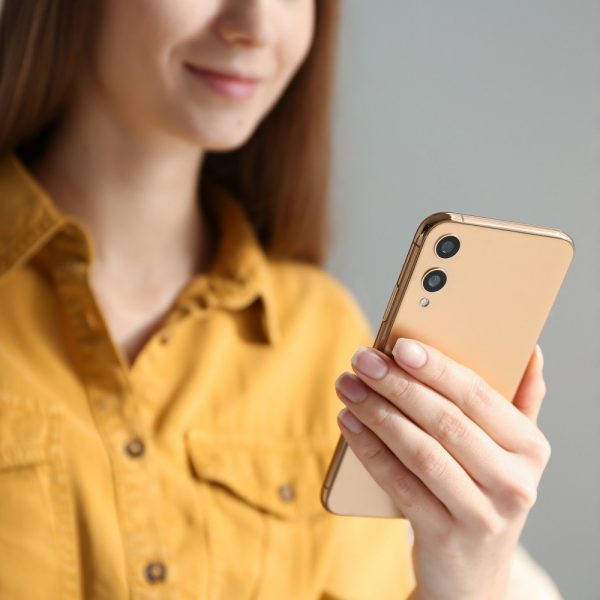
[422,235,460,293]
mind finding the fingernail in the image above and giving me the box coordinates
[392,338,427,368]
[338,408,364,433]
[536,344,544,369]
[351,346,389,379]
[335,373,368,402]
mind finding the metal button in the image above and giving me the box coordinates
[124,438,145,458]
[144,561,167,584]
[62,225,80,239]
[277,483,295,502]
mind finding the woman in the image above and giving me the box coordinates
[0,1,562,598]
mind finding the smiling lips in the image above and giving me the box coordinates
[185,63,262,100]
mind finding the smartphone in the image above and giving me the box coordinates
[320,211,575,518]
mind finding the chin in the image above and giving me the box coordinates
[174,111,259,152]
[202,133,254,152]
[177,127,256,153]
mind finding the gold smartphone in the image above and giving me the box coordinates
[321,211,575,518]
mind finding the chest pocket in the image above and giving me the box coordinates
[0,397,79,599]
[184,430,336,600]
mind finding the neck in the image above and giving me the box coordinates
[26,83,215,301]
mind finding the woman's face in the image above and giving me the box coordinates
[86,0,315,150]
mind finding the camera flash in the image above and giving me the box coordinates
[420,298,430,307]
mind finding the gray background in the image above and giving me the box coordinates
[327,2,600,598]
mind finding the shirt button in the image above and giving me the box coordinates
[124,438,145,458]
[63,225,79,239]
[277,483,295,502]
[144,561,167,584]
[84,309,102,332]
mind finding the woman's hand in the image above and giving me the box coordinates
[334,338,550,600]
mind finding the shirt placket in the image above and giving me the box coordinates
[46,230,175,599]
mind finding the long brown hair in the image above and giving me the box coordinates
[0,0,341,264]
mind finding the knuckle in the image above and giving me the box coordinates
[543,438,552,461]
[471,510,505,537]
[462,372,492,412]
[389,469,414,505]
[371,404,394,429]
[430,356,449,385]
[387,374,412,403]
[526,432,552,463]
[413,442,447,479]
[362,437,387,462]
[435,410,468,445]
[502,479,538,512]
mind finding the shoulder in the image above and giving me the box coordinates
[268,258,374,345]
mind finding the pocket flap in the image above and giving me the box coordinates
[0,405,49,471]
[185,430,333,519]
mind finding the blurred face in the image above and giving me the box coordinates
[87,0,315,150]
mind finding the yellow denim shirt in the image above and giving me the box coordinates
[0,150,416,599]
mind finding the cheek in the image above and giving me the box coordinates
[91,0,205,121]
[268,7,316,100]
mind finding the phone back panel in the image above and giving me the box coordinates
[321,213,574,518]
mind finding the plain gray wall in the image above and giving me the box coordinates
[327,2,600,598]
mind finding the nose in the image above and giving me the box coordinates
[214,0,275,47]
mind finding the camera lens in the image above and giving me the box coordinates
[435,235,460,258]
[422,269,447,292]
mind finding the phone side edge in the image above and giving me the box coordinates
[320,212,459,515]
[459,214,576,258]
[320,434,349,512]
[411,212,463,246]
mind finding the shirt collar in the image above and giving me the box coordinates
[0,150,280,345]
